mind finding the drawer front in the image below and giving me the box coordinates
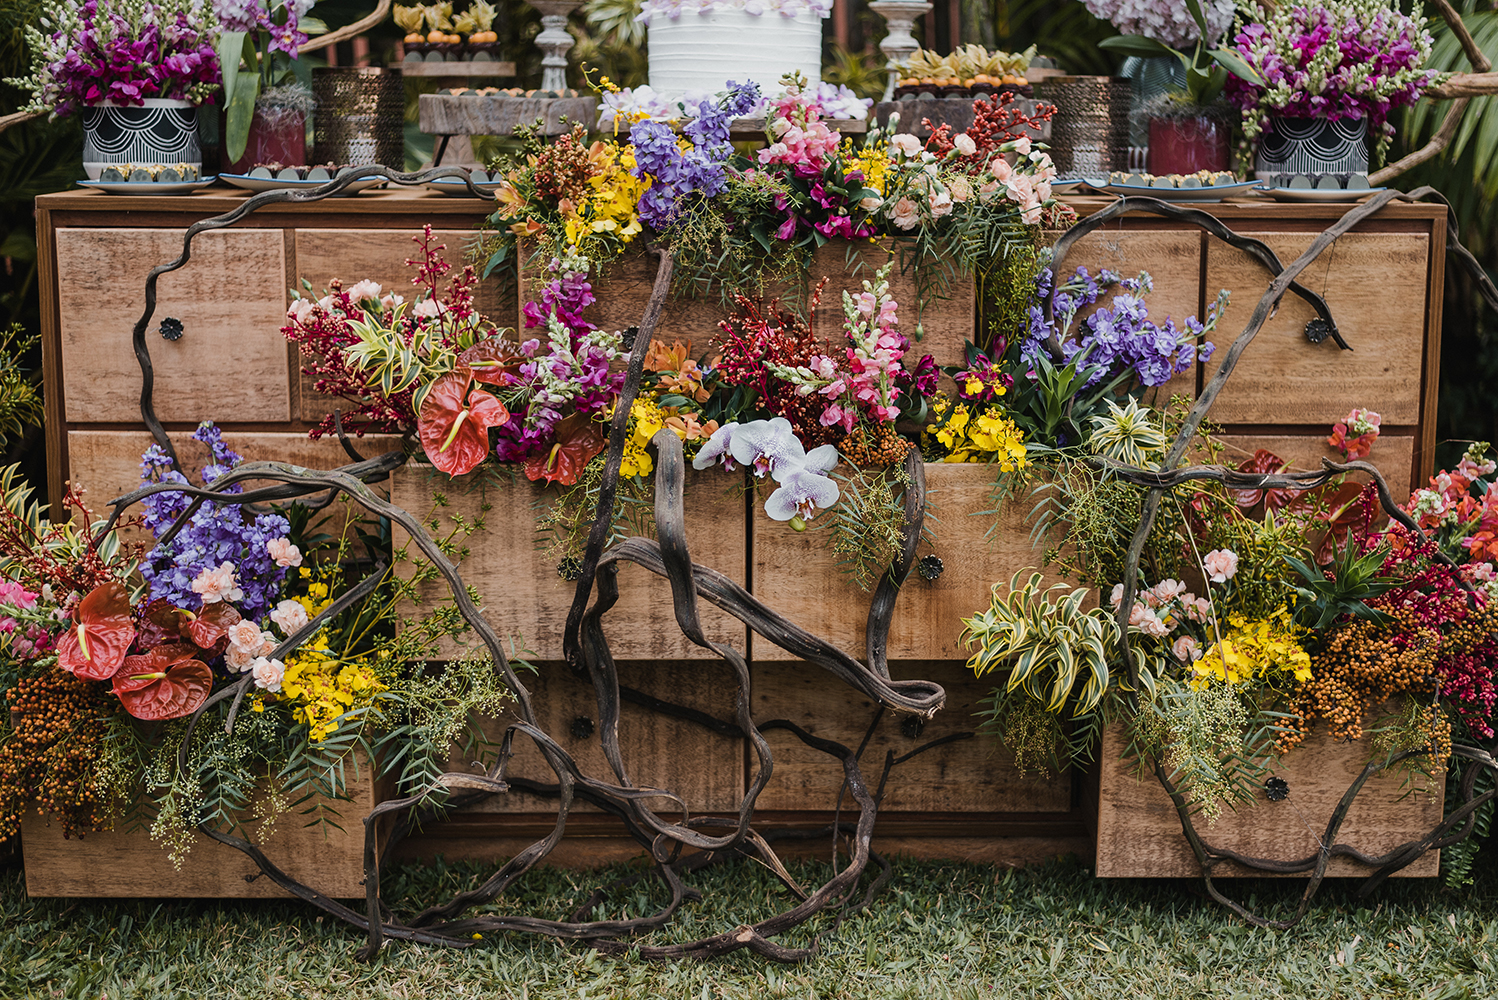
[294,228,508,424]
[752,660,1071,813]
[391,465,750,662]
[752,463,1062,663]
[56,228,291,423]
[1211,432,1417,502]
[1202,231,1430,425]
[66,429,401,542]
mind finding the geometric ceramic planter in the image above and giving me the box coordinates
[81,98,202,180]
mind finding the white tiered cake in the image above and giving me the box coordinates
[645,6,826,99]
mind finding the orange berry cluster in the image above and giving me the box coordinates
[838,422,913,468]
[0,670,115,842]
[1292,614,1439,743]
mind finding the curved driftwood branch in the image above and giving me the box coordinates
[296,0,394,54]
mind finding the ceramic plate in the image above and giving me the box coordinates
[77,177,218,196]
[426,177,503,197]
[218,173,387,194]
[1050,178,1086,193]
[1081,178,1264,202]
[1253,185,1388,203]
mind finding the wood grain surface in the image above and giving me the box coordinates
[1202,231,1430,425]
[1093,721,1442,878]
[55,228,291,424]
[390,464,749,661]
[64,429,402,542]
[448,659,746,814]
[1209,432,1418,501]
[751,659,1072,813]
[752,462,1066,662]
[293,227,509,422]
[22,760,382,898]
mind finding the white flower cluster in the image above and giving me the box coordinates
[1081,0,1235,47]
[638,0,831,21]
[598,81,868,130]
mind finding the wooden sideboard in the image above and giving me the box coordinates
[36,187,1446,871]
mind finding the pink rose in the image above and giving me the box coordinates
[1172,635,1201,662]
[226,643,256,672]
[345,280,382,304]
[286,298,316,324]
[891,133,923,156]
[191,562,243,604]
[948,176,973,203]
[1202,549,1239,584]
[1012,135,1032,155]
[890,197,920,230]
[227,620,264,653]
[266,537,303,569]
[952,133,977,156]
[251,657,286,693]
[270,599,310,636]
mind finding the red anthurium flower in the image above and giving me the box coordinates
[183,600,242,652]
[459,338,524,389]
[111,644,213,721]
[55,581,136,682]
[418,366,511,476]
[523,412,606,486]
[137,597,190,648]
[1229,449,1312,514]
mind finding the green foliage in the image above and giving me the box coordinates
[0,324,42,447]
[818,463,911,592]
[822,43,888,101]
[534,453,656,563]
[962,570,1137,717]
[1130,678,1287,825]
[1285,538,1398,632]
[969,0,1121,76]
[1443,755,1497,888]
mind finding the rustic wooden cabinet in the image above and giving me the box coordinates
[36,189,1446,875]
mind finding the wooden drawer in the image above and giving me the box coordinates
[1093,720,1441,878]
[390,465,749,661]
[23,755,382,898]
[1213,432,1418,502]
[1202,231,1430,425]
[751,463,1059,662]
[294,228,508,423]
[752,659,1071,813]
[56,228,291,423]
[452,659,745,814]
[65,430,402,540]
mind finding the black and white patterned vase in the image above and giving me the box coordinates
[81,99,202,180]
[1253,115,1369,182]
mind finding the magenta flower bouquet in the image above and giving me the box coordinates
[1226,0,1438,159]
[9,0,222,116]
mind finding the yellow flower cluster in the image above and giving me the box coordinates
[279,639,388,742]
[845,138,888,199]
[616,396,718,479]
[923,397,1028,469]
[563,143,646,247]
[270,572,388,741]
[1192,608,1312,690]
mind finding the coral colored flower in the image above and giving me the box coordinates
[191,562,243,604]
[266,537,303,568]
[1202,548,1239,583]
[270,598,310,636]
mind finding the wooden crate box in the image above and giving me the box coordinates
[1091,722,1442,878]
[23,760,383,898]
[389,464,749,662]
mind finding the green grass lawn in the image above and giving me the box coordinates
[3,844,1497,999]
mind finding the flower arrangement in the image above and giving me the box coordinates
[1227,0,1438,157]
[485,75,1060,322]
[213,0,321,163]
[0,428,512,863]
[1081,0,1235,50]
[9,0,223,115]
[964,400,1497,845]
